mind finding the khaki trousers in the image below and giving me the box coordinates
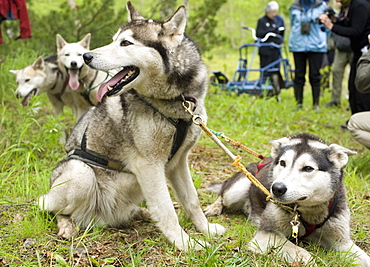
[330,49,353,104]
[348,112,370,149]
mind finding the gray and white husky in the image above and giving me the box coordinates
[205,133,370,266]
[39,1,225,250]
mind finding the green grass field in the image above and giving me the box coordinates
[0,45,369,266]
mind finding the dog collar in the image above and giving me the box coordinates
[86,70,101,92]
[299,195,339,239]
[256,159,269,174]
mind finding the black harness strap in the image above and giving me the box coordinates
[68,130,132,172]
[136,94,194,161]
[67,93,196,172]
[166,117,192,161]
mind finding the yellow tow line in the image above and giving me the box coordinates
[182,100,301,240]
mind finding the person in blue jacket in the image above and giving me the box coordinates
[289,0,329,110]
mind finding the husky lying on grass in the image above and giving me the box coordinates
[205,133,370,266]
[39,1,225,250]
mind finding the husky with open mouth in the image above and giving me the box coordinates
[56,33,113,118]
[39,1,225,250]
[10,55,93,121]
[204,133,370,265]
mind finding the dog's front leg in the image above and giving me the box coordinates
[133,158,204,250]
[331,240,370,266]
[248,230,314,264]
[167,155,226,237]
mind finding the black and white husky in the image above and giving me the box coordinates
[205,133,370,265]
[39,1,225,250]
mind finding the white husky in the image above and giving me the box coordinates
[56,33,112,118]
[205,133,370,266]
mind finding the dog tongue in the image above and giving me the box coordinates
[68,70,80,90]
[21,94,32,106]
[97,70,128,102]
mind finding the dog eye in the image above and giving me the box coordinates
[302,166,314,172]
[25,79,30,83]
[65,54,69,56]
[120,40,133,46]
[279,160,286,167]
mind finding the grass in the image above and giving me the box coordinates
[1,45,369,266]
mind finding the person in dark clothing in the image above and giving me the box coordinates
[256,1,285,95]
[256,1,285,77]
[320,0,370,116]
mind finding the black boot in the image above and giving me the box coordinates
[312,85,320,110]
[294,85,303,109]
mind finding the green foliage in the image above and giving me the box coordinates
[1,0,126,54]
[186,0,228,52]
[1,0,228,54]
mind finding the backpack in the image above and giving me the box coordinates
[332,33,352,52]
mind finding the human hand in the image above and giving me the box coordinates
[368,34,370,44]
[319,14,333,30]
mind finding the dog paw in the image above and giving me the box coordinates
[284,247,315,266]
[295,253,315,266]
[205,223,226,236]
[204,204,222,217]
[56,215,77,239]
[134,207,151,221]
[203,198,223,217]
[175,238,210,251]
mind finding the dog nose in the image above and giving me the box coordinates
[272,182,287,197]
[83,53,93,64]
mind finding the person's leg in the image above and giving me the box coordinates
[330,50,348,105]
[347,52,370,114]
[347,112,370,149]
[348,52,363,115]
[308,52,324,108]
[293,52,307,107]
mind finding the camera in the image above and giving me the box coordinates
[316,6,336,24]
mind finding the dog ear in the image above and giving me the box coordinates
[328,144,357,168]
[79,33,91,50]
[269,137,290,158]
[32,56,45,70]
[162,6,187,48]
[56,34,67,51]
[9,69,19,75]
[126,1,145,22]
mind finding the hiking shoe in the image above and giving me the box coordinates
[324,101,339,108]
